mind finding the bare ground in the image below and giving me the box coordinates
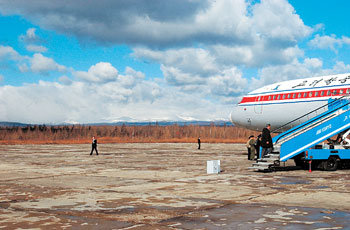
[0,143,349,229]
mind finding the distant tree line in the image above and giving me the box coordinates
[0,124,260,144]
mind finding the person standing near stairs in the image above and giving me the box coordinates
[246,135,256,160]
[261,124,273,158]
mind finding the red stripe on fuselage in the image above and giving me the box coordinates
[239,88,350,104]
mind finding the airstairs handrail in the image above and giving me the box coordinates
[272,95,347,134]
[274,96,350,144]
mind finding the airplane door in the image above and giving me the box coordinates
[254,96,263,114]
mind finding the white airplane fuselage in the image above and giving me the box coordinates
[230,73,350,132]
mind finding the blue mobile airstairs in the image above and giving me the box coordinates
[250,96,350,172]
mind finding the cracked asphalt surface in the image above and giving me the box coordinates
[0,143,349,229]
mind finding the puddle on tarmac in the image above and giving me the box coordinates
[310,185,330,189]
[279,177,311,185]
[162,203,350,229]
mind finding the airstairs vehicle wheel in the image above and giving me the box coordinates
[323,157,338,171]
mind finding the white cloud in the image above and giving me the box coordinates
[0,45,22,61]
[20,28,41,43]
[0,74,3,83]
[251,58,350,91]
[308,34,350,52]
[133,47,219,76]
[30,53,66,74]
[58,75,72,85]
[251,0,311,42]
[74,62,118,83]
[1,0,349,124]
[208,67,247,97]
[0,46,64,75]
[0,73,230,124]
[26,44,48,53]
[0,0,311,49]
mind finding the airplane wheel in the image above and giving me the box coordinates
[323,157,338,171]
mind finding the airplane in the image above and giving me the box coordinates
[230,73,350,132]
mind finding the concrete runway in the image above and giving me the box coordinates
[0,143,349,229]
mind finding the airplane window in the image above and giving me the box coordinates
[292,93,296,99]
[315,92,319,96]
[321,91,324,96]
[283,94,286,99]
[298,93,301,98]
[333,90,337,95]
[303,92,307,97]
[268,96,271,100]
[327,90,331,96]
[273,95,276,100]
[287,94,291,99]
[347,89,350,94]
[277,95,280,100]
[309,92,313,97]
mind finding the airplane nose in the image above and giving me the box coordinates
[230,105,246,127]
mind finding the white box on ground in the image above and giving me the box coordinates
[207,160,220,174]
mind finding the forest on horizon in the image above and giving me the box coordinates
[0,124,260,145]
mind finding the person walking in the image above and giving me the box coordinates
[246,135,256,160]
[261,124,273,158]
[90,136,99,155]
[198,137,201,149]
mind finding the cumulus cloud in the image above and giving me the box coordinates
[0,71,230,124]
[308,34,350,52]
[0,46,64,75]
[208,68,247,97]
[251,0,311,43]
[0,0,311,49]
[74,62,118,83]
[0,45,22,61]
[30,53,66,74]
[1,0,349,124]
[250,58,350,90]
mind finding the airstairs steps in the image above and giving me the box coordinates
[249,151,280,171]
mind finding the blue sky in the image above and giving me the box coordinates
[0,0,349,124]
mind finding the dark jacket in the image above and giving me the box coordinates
[261,128,273,148]
[92,139,97,147]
